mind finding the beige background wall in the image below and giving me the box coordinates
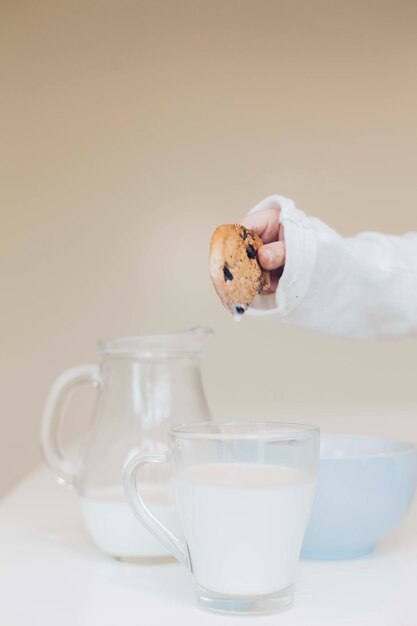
[1,0,416,496]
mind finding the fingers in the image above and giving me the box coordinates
[240,208,280,244]
[239,201,285,295]
[263,270,281,294]
[258,241,286,271]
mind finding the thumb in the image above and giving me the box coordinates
[240,207,281,244]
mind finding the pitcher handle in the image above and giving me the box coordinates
[123,451,190,569]
[41,365,101,487]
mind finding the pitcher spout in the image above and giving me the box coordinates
[182,326,214,350]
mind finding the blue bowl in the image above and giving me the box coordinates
[301,434,417,560]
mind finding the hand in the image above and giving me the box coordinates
[240,207,285,294]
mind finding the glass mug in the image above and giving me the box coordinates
[124,421,320,615]
[41,327,212,563]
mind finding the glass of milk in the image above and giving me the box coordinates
[124,421,319,615]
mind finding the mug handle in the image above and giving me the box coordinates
[123,451,190,569]
[41,365,101,487]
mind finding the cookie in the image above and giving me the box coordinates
[209,224,270,319]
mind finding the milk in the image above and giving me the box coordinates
[80,486,182,559]
[177,463,314,596]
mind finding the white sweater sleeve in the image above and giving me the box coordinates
[246,195,417,339]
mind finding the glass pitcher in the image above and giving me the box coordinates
[41,326,212,563]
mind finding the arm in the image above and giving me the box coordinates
[244,195,417,340]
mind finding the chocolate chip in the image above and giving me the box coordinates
[235,306,245,314]
[223,265,234,281]
[246,244,257,259]
[241,228,248,241]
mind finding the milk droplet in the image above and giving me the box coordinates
[232,304,246,322]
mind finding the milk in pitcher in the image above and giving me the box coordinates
[80,485,182,559]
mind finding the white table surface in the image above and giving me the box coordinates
[1,467,416,626]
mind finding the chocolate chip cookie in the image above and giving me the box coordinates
[209,224,270,319]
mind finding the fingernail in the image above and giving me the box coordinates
[262,250,273,263]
